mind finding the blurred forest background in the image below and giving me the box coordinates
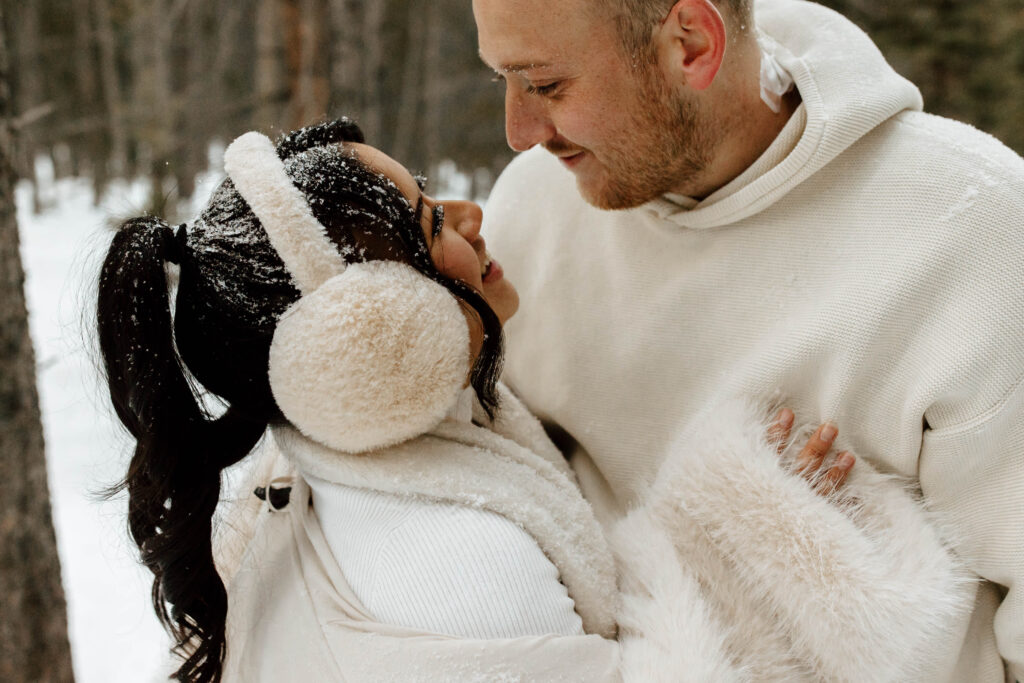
[3,0,1023,219]
[0,1,1021,680]
[2,0,1024,219]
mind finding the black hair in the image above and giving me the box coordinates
[96,118,503,683]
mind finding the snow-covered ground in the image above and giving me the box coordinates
[18,151,477,682]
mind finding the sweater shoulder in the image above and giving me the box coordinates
[885,111,1024,184]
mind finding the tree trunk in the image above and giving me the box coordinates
[10,2,42,210]
[93,0,128,178]
[256,0,288,131]
[392,0,424,163]
[328,0,364,123]
[0,6,76,682]
[422,0,444,175]
[359,0,385,143]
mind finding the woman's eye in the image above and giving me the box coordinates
[432,205,444,237]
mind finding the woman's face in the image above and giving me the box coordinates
[346,143,520,335]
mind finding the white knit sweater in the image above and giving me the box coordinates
[482,0,1024,680]
[305,389,584,639]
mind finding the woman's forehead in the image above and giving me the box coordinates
[344,142,418,203]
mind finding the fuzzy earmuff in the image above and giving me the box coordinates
[224,131,470,453]
[269,261,468,453]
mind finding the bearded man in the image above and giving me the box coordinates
[476,0,1024,680]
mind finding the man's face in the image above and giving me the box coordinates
[474,0,716,209]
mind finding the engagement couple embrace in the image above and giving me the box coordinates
[95,0,1024,681]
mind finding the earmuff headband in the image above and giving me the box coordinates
[224,132,346,294]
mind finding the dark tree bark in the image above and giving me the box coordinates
[328,0,363,122]
[256,0,288,130]
[0,6,75,682]
[358,0,385,143]
[422,0,444,174]
[93,0,128,178]
[392,0,425,164]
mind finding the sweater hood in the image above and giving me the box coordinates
[651,0,923,229]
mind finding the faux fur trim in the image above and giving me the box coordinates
[613,509,745,682]
[612,397,974,682]
[223,131,345,293]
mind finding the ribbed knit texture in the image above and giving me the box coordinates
[482,0,1024,679]
[307,479,584,639]
[304,388,585,639]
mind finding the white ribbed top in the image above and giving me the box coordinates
[304,388,584,639]
[307,479,584,639]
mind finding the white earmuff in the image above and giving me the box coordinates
[224,131,470,452]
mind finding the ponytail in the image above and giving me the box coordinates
[97,216,266,683]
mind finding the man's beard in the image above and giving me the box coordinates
[570,68,718,210]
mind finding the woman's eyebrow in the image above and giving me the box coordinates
[414,193,425,226]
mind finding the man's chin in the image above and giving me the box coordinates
[575,175,654,211]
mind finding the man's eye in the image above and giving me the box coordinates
[432,205,445,237]
[526,82,560,97]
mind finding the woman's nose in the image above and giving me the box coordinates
[441,200,483,241]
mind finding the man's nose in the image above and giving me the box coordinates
[505,89,555,152]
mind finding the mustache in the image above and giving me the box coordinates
[543,138,584,156]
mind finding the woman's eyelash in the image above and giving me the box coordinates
[432,205,444,237]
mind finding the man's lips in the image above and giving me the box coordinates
[557,151,585,169]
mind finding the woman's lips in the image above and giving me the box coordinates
[482,257,504,284]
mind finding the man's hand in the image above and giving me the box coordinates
[768,408,855,495]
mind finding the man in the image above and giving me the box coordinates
[475,0,1024,680]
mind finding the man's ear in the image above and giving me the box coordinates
[655,0,727,91]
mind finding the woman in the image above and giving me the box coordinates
[97,120,969,683]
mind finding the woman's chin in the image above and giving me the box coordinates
[490,284,519,328]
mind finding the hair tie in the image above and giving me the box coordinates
[165,223,189,265]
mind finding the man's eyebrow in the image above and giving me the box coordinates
[500,62,552,74]
[478,51,551,74]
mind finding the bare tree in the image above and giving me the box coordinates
[93,0,128,178]
[359,0,385,142]
[328,0,363,122]
[391,0,425,164]
[0,5,75,681]
[256,0,288,131]
[422,0,444,174]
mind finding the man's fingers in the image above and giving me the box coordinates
[816,451,855,494]
[767,407,794,454]
[796,422,837,474]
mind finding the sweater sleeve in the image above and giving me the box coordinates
[920,375,1024,683]
[653,398,973,683]
[306,477,585,640]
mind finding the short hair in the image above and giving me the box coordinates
[596,0,753,62]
